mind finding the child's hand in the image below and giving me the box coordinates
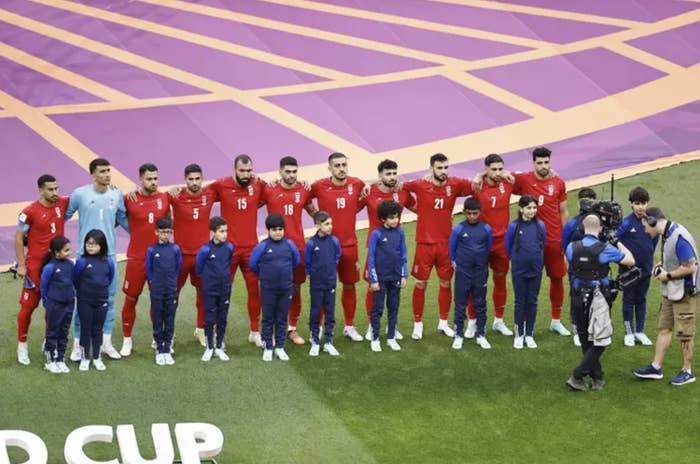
[370,283,380,292]
[400,278,407,288]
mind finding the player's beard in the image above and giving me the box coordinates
[536,168,549,178]
[236,175,251,187]
[434,173,447,183]
[381,179,396,189]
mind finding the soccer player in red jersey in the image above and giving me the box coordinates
[263,156,316,345]
[403,153,472,340]
[310,153,366,342]
[466,154,515,338]
[209,155,267,346]
[15,174,69,365]
[362,159,416,341]
[170,164,218,347]
[120,163,171,356]
[512,147,571,336]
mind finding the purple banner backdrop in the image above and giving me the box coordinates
[1,0,699,267]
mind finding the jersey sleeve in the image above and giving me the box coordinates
[174,245,183,274]
[485,223,494,253]
[402,179,419,193]
[72,257,86,288]
[248,242,265,276]
[449,224,461,262]
[304,238,314,273]
[367,229,380,284]
[505,222,516,259]
[195,245,209,277]
[108,256,116,285]
[676,236,696,262]
[17,207,31,233]
[40,262,54,302]
[561,218,577,252]
[115,190,130,233]
[288,239,301,268]
[399,227,408,278]
[332,236,341,264]
[145,246,155,282]
[601,243,625,264]
[65,189,80,221]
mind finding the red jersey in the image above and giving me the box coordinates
[125,192,170,259]
[364,184,416,245]
[18,197,69,262]
[311,176,365,247]
[171,186,218,255]
[513,171,567,243]
[473,179,514,239]
[263,182,312,250]
[404,177,471,244]
[210,176,265,248]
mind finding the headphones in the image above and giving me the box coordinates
[646,215,658,227]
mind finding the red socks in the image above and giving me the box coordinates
[493,273,507,319]
[17,304,37,342]
[438,285,451,320]
[412,286,426,322]
[288,291,302,328]
[246,279,261,332]
[195,291,205,329]
[121,297,138,337]
[341,287,356,326]
[550,277,564,320]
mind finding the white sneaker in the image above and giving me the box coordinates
[412,321,423,340]
[194,328,206,347]
[513,336,524,349]
[44,361,61,374]
[79,358,90,371]
[274,348,290,361]
[262,349,273,362]
[437,319,455,337]
[17,342,30,365]
[465,319,477,339]
[120,337,133,357]
[624,333,635,347]
[387,339,401,351]
[309,343,320,356]
[476,336,492,350]
[248,331,263,348]
[56,361,70,373]
[164,353,175,365]
[201,348,213,362]
[93,358,106,371]
[386,327,404,340]
[492,319,513,336]
[214,348,230,361]
[573,333,581,346]
[323,344,340,356]
[151,339,157,350]
[101,335,122,360]
[365,326,373,341]
[525,336,538,349]
[635,332,653,346]
[370,340,381,352]
[549,320,571,336]
[69,339,82,362]
[452,336,464,350]
[155,353,166,366]
[343,326,363,342]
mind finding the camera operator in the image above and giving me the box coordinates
[633,207,699,386]
[565,214,634,391]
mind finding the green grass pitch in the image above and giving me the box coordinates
[1,162,698,463]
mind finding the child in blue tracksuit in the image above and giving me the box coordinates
[73,229,115,372]
[250,214,300,362]
[40,235,75,373]
[450,198,493,350]
[196,216,234,362]
[367,201,408,352]
[146,218,183,366]
[305,211,341,357]
[616,187,658,346]
[505,195,546,350]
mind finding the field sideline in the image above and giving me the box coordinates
[1,162,699,463]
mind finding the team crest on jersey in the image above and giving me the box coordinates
[348,184,354,195]
[294,191,301,203]
[547,184,554,195]
[498,183,505,194]
[392,192,399,202]
[55,207,62,218]
[248,185,254,196]
[156,198,163,210]
[201,196,207,206]
[446,186,452,197]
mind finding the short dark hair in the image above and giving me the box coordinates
[209,216,227,232]
[645,207,665,221]
[328,152,346,164]
[628,187,650,203]
[37,174,56,188]
[578,188,597,200]
[484,154,503,166]
[279,156,298,169]
[265,213,285,230]
[156,218,172,230]
[139,163,158,176]
[377,159,398,173]
[463,197,481,211]
[234,154,252,167]
[42,235,71,270]
[518,194,537,208]
[314,211,331,224]
[184,163,202,176]
[89,158,110,174]
[84,229,108,259]
[430,153,448,166]
[377,200,401,221]
[532,147,551,160]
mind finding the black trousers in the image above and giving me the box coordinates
[571,288,608,381]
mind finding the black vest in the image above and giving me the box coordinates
[571,241,610,282]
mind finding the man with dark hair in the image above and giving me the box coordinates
[633,207,698,386]
[263,156,316,345]
[67,158,129,361]
[403,153,473,340]
[15,174,69,365]
[616,187,657,347]
[513,147,570,337]
[310,152,367,342]
[119,163,171,357]
[209,155,267,346]
[362,159,416,341]
[171,163,218,346]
